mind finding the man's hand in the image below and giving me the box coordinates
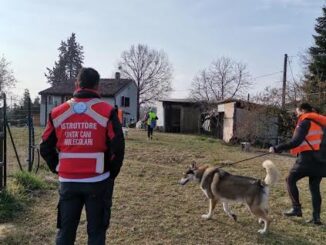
[269,147,275,153]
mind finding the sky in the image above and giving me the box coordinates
[0,0,324,102]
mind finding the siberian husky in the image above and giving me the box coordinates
[179,160,279,234]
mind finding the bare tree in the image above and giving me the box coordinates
[253,81,304,107]
[0,55,17,92]
[253,86,281,107]
[191,69,216,102]
[190,57,251,102]
[118,44,173,120]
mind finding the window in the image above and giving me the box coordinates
[120,96,130,107]
[125,97,130,107]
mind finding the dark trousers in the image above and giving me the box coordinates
[287,173,322,215]
[147,125,153,138]
[56,178,114,245]
[286,152,326,216]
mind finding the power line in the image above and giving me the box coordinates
[251,71,283,80]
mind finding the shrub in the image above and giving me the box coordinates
[0,190,23,220]
[13,171,47,192]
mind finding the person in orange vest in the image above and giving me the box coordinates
[40,67,125,244]
[114,105,124,125]
[270,103,326,225]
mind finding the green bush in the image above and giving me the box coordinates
[13,171,47,191]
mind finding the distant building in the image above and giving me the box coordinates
[155,99,202,133]
[156,98,279,145]
[39,72,137,126]
[202,99,279,145]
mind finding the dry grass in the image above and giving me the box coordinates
[1,128,326,244]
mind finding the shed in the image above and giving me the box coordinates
[155,99,202,133]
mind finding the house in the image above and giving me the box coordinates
[39,72,137,126]
[155,99,202,133]
[156,98,279,145]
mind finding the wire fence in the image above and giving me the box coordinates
[0,94,41,191]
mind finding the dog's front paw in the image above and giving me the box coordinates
[258,229,267,234]
[201,214,212,220]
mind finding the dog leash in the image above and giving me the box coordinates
[220,152,272,167]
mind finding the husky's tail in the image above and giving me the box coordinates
[262,160,279,186]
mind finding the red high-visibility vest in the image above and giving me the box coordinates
[290,112,326,155]
[51,98,113,179]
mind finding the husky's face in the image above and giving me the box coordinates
[179,163,198,185]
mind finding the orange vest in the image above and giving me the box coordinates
[290,112,326,155]
[118,109,123,124]
[51,98,113,179]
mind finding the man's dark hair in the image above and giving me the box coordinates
[298,102,314,112]
[77,67,100,89]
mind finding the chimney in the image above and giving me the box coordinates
[115,72,121,80]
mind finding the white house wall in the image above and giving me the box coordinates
[40,96,115,126]
[219,102,236,142]
[115,82,138,125]
[156,101,164,128]
[40,82,138,126]
[40,95,62,126]
[102,98,116,106]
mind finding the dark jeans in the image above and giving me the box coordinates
[286,152,326,216]
[147,125,153,138]
[56,178,115,245]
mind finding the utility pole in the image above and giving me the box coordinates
[282,54,288,110]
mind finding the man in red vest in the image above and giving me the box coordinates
[40,67,125,244]
[270,103,326,225]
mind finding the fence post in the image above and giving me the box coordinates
[28,96,32,172]
[0,93,6,190]
[3,93,6,187]
[0,134,2,190]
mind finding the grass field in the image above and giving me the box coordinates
[1,128,326,244]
